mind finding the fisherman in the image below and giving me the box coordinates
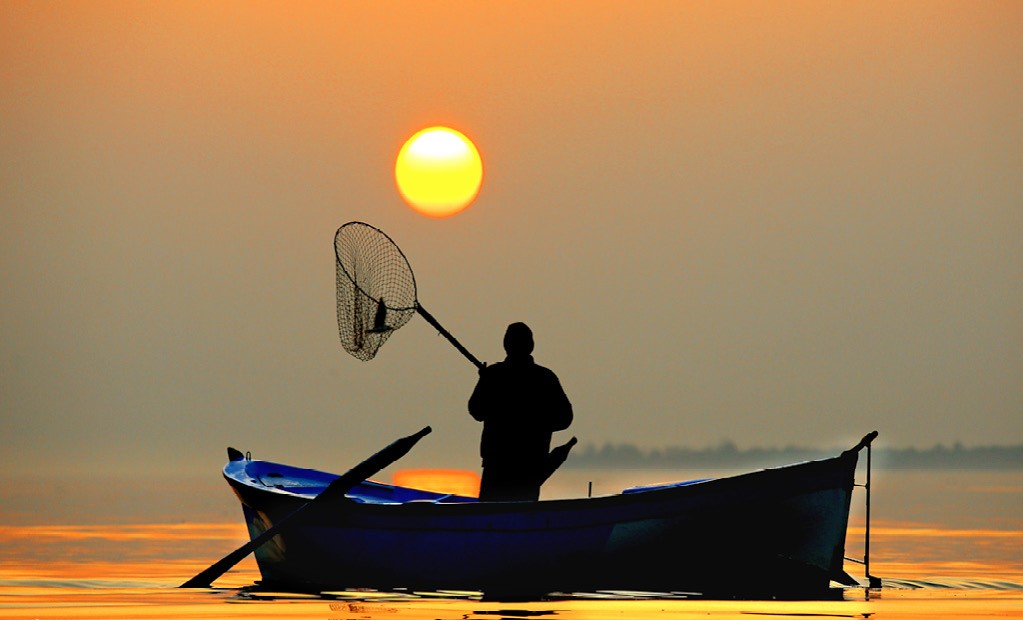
[468,322,574,501]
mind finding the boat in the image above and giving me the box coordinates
[220,431,878,598]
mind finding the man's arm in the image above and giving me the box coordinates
[468,371,490,422]
[547,371,573,431]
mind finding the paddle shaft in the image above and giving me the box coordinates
[416,303,484,370]
[180,425,432,588]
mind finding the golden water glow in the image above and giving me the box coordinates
[395,127,483,218]
[0,523,244,541]
[0,523,259,586]
[1,521,1022,617]
[392,468,481,497]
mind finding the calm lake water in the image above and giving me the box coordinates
[1,467,1021,619]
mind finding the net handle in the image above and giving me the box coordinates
[416,303,485,370]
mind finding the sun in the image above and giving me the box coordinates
[395,126,483,218]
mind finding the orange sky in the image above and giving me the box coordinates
[1,1,1021,479]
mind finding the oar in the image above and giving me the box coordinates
[539,436,578,485]
[180,425,432,589]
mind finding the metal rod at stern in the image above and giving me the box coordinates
[865,439,882,588]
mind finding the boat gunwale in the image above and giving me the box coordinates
[223,449,859,527]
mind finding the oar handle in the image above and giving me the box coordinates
[416,303,485,370]
[319,425,433,502]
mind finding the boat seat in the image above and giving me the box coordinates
[404,494,478,504]
[268,485,323,494]
[345,496,401,505]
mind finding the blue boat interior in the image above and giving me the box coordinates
[229,458,716,504]
[231,459,479,504]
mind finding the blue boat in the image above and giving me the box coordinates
[222,432,878,598]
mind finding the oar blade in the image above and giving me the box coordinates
[179,537,265,589]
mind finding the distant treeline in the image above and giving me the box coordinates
[566,441,1023,470]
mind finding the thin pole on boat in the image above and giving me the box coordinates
[865,440,882,588]
[846,431,882,589]
[865,439,871,580]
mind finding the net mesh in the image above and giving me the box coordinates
[334,222,418,361]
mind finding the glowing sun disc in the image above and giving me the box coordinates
[395,126,483,218]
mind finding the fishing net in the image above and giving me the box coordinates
[334,222,418,361]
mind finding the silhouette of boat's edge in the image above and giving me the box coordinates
[221,433,877,599]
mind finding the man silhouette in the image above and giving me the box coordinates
[468,322,573,501]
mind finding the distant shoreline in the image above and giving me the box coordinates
[565,442,1023,470]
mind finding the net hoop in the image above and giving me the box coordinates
[334,222,419,361]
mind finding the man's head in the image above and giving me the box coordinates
[503,322,534,357]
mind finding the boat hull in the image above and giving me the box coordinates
[222,442,865,597]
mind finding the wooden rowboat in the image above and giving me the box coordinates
[222,432,878,598]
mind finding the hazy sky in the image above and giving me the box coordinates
[2,1,1020,478]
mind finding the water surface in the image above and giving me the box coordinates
[1,469,1020,619]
